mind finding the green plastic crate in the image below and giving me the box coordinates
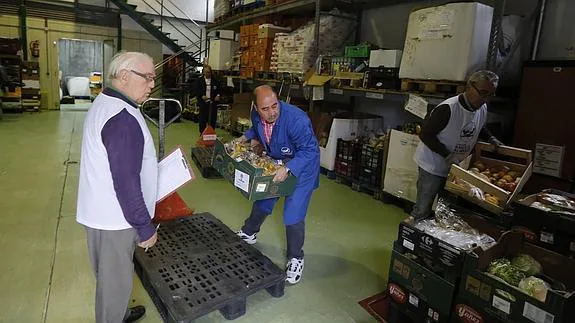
[212,139,297,201]
[345,45,370,58]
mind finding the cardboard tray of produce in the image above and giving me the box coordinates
[396,204,505,283]
[388,246,453,323]
[458,230,575,323]
[512,189,575,256]
[212,139,297,201]
[445,142,533,215]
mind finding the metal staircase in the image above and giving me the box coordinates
[109,0,205,68]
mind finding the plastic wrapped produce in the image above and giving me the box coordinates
[519,276,549,302]
[511,254,543,276]
[414,198,496,250]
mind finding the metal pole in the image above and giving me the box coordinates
[161,0,164,29]
[158,100,166,159]
[19,0,28,61]
[117,14,122,51]
[531,0,547,60]
[309,0,321,112]
[205,0,209,64]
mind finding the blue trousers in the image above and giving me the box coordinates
[241,187,313,260]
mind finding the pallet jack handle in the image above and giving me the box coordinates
[141,98,183,159]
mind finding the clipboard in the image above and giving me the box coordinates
[156,145,196,203]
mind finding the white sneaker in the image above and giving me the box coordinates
[236,230,257,245]
[286,258,304,284]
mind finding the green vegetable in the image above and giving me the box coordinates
[519,276,549,302]
[487,258,525,287]
[512,254,542,276]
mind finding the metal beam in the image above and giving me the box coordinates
[19,0,28,61]
[531,0,547,60]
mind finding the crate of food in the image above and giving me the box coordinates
[445,142,533,215]
[512,189,575,257]
[458,230,575,323]
[211,139,297,200]
[396,198,505,283]
[334,139,361,180]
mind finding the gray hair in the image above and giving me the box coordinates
[467,70,499,87]
[107,51,153,80]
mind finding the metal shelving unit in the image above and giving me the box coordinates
[209,0,529,113]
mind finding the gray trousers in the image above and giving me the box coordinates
[85,226,138,323]
[411,167,447,220]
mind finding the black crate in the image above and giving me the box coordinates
[191,146,222,179]
[512,189,575,257]
[358,144,384,191]
[334,139,361,180]
[394,204,505,284]
[134,213,286,322]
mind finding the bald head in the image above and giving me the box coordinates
[253,85,280,123]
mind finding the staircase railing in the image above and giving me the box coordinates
[138,0,201,52]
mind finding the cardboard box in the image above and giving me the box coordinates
[388,247,454,323]
[459,231,575,323]
[211,139,297,201]
[369,49,403,68]
[258,25,290,39]
[383,129,420,203]
[240,36,249,48]
[445,143,533,215]
[249,35,258,48]
[249,24,259,36]
[240,67,254,78]
[240,25,249,37]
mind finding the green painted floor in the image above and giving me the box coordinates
[0,110,407,323]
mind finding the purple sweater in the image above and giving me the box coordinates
[100,88,155,241]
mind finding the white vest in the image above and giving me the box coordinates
[414,95,487,177]
[76,93,158,230]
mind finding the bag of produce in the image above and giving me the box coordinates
[518,276,549,302]
[511,254,542,276]
[487,258,526,286]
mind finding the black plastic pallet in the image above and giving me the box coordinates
[191,147,222,179]
[376,191,415,214]
[135,213,286,322]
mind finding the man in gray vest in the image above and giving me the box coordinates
[77,51,159,322]
[412,70,503,220]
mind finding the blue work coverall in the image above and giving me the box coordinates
[241,100,320,259]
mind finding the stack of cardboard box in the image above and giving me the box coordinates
[239,24,259,78]
[21,61,40,111]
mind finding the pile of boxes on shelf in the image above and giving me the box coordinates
[239,24,289,78]
[21,61,40,111]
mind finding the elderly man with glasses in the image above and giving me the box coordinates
[234,85,320,285]
[76,51,159,323]
[411,70,503,221]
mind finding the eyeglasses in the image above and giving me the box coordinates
[130,70,155,82]
[471,84,495,98]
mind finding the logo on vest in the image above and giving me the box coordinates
[460,121,478,138]
[281,147,292,155]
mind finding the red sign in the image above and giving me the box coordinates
[388,283,407,304]
[512,226,537,242]
[456,304,484,323]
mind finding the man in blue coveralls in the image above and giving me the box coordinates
[235,85,320,284]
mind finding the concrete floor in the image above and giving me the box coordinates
[0,110,407,323]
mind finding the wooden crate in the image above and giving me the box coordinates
[445,142,533,215]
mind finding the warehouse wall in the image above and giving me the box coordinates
[0,14,162,110]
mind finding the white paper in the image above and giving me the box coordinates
[405,94,428,119]
[523,302,554,323]
[402,239,415,251]
[492,295,511,314]
[409,294,419,307]
[312,86,324,101]
[256,183,267,192]
[227,76,234,87]
[234,169,250,192]
[156,147,194,202]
